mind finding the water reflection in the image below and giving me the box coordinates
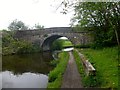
[2,52,53,75]
[2,71,48,88]
[2,52,53,88]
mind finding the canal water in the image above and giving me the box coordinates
[1,47,74,89]
[1,52,54,89]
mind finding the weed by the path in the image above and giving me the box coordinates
[47,52,69,88]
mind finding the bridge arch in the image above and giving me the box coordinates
[41,34,73,51]
[14,27,93,51]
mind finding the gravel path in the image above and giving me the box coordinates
[61,51,83,88]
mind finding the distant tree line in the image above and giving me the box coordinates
[1,19,45,55]
[8,19,44,31]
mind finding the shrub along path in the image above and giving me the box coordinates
[61,51,83,88]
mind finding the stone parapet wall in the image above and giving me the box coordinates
[14,27,93,51]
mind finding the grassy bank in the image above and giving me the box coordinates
[77,47,118,88]
[47,51,69,88]
[73,50,100,87]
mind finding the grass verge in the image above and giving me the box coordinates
[73,50,101,87]
[78,47,118,89]
[47,51,69,88]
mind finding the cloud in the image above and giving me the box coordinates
[0,0,73,30]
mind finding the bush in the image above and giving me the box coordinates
[16,41,41,54]
[83,74,102,87]
[50,60,59,67]
[2,30,42,55]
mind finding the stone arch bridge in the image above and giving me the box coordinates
[14,27,92,51]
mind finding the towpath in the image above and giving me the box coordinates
[61,51,83,88]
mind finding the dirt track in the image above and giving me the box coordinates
[61,51,83,88]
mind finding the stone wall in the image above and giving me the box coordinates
[14,27,93,51]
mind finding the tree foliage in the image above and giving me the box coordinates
[51,39,64,50]
[8,19,28,30]
[2,30,41,55]
[71,2,120,48]
[57,1,120,47]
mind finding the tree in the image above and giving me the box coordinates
[56,1,120,47]
[8,19,28,30]
[72,2,120,47]
[51,39,64,50]
[34,23,44,29]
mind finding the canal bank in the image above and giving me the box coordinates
[47,51,69,88]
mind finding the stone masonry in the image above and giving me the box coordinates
[14,27,92,51]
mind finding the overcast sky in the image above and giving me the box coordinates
[0,0,74,30]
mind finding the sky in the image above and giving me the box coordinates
[0,0,74,30]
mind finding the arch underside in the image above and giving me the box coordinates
[41,35,72,51]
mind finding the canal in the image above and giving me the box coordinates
[1,47,74,89]
[1,52,54,88]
